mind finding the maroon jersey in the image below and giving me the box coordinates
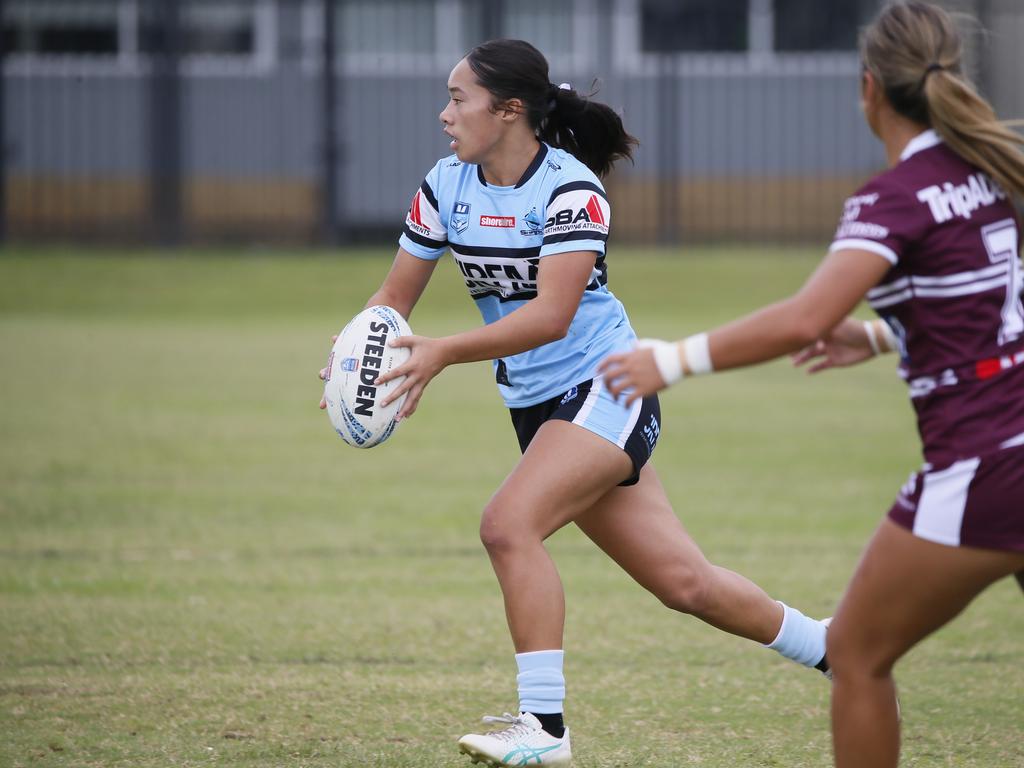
[830,130,1024,466]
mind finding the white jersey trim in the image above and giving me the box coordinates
[868,264,1013,309]
[900,129,942,162]
[830,238,899,265]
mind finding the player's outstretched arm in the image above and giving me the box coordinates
[600,248,893,404]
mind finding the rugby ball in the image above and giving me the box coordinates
[323,305,412,448]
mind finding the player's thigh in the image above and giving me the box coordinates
[574,464,711,594]
[485,419,634,541]
[829,519,1024,674]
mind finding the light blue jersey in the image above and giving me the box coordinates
[398,143,636,408]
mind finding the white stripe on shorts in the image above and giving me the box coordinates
[1000,430,1024,450]
[615,396,643,449]
[913,457,981,546]
[572,376,603,427]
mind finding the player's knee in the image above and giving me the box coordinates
[656,566,711,616]
[479,499,530,555]
[826,623,897,680]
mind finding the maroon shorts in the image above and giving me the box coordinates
[888,437,1024,553]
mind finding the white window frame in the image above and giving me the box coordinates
[612,0,862,77]
[300,0,596,77]
[3,0,277,78]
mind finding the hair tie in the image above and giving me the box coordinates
[925,62,944,77]
[547,82,572,114]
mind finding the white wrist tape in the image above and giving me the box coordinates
[863,319,897,355]
[638,339,684,385]
[682,333,713,376]
[863,320,881,356]
[877,321,898,353]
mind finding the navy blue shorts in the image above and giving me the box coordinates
[509,377,661,486]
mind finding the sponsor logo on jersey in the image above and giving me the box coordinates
[480,215,516,228]
[559,386,578,405]
[451,201,470,234]
[916,173,1006,224]
[453,253,540,297]
[521,208,544,236]
[406,190,432,237]
[341,357,359,373]
[545,194,609,235]
[835,193,891,239]
[840,193,879,221]
[546,158,562,171]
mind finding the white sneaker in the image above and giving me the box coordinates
[458,712,571,767]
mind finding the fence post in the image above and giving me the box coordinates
[148,0,183,247]
[320,0,342,245]
[657,53,679,244]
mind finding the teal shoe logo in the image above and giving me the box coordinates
[502,743,561,765]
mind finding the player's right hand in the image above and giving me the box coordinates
[791,317,877,373]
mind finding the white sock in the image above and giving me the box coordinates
[764,601,827,668]
[516,650,565,714]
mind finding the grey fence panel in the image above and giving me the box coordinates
[2,0,1021,246]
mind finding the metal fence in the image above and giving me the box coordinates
[2,0,1022,247]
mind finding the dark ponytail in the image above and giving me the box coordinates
[466,39,638,178]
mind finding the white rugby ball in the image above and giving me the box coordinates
[323,305,412,448]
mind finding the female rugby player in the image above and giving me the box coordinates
[320,39,829,767]
[601,4,1024,766]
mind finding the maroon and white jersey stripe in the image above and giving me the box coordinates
[830,130,1024,465]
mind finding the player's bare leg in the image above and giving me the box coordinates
[827,520,1024,768]
[458,421,633,766]
[574,464,785,643]
[479,419,633,652]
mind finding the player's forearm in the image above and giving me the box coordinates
[437,300,568,366]
[364,288,416,319]
[705,298,830,372]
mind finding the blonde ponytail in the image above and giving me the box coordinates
[861,1,1024,200]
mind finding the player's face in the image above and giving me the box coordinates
[440,58,506,164]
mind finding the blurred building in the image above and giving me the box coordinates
[2,0,1021,246]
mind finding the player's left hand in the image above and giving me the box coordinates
[600,346,666,406]
[376,335,448,420]
[317,334,339,410]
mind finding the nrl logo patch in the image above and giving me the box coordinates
[451,201,470,234]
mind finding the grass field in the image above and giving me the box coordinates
[1,247,1022,768]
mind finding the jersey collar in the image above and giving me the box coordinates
[476,143,548,189]
[899,129,942,162]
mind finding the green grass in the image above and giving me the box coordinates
[1,247,1022,767]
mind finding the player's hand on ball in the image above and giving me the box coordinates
[317,334,339,409]
[375,335,447,420]
[792,317,875,373]
[600,346,665,406]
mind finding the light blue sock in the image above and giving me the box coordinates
[516,650,565,715]
[764,601,827,668]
